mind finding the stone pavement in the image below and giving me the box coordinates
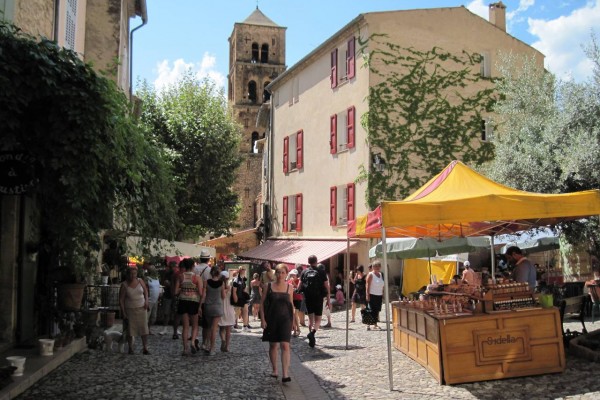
[13,310,600,400]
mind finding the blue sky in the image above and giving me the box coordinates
[132,0,599,92]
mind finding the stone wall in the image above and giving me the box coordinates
[233,153,263,229]
[12,0,53,38]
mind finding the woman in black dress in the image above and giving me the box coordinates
[260,263,294,383]
[350,265,366,322]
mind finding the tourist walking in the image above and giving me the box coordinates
[299,255,330,347]
[249,273,262,321]
[202,266,226,355]
[260,264,294,383]
[119,266,150,354]
[287,269,302,336]
[365,260,384,330]
[350,265,366,322]
[232,267,252,330]
[218,270,235,352]
[174,258,202,356]
[145,266,161,334]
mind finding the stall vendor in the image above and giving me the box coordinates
[505,246,537,291]
[461,261,476,285]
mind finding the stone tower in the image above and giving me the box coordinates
[228,8,286,230]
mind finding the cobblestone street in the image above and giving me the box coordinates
[15,310,600,400]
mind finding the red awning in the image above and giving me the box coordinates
[239,239,357,265]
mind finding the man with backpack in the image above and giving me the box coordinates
[299,255,330,347]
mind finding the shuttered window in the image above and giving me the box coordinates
[347,106,355,149]
[330,49,338,89]
[282,196,288,232]
[329,186,337,226]
[295,194,303,231]
[296,130,303,169]
[347,36,355,79]
[65,0,77,50]
[283,136,289,173]
[330,114,337,154]
[346,183,355,222]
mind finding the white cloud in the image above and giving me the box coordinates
[153,52,226,92]
[466,0,488,19]
[507,0,535,20]
[528,0,599,82]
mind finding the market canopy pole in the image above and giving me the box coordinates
[382,225,394,391]
[490,234,496,284]
[345,237,350,350]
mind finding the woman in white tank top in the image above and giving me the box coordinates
[365,261,384,330]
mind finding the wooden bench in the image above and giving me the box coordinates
[559,295,588,347]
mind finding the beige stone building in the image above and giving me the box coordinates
[0,0,146,349]
[241,3,544,278]
[228,7,286,231]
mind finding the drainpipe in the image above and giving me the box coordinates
[268,94,275,238]
[129,0,148,99]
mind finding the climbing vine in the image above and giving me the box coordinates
[0,23,178,279]
[357,34,497,209]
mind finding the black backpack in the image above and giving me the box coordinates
[301,268,322,298]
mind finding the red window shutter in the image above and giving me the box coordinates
[330,114,337,154]
[282,196,288,232]
[295,194,303,231]
[347,36,355,79]
[330,186,337,226]
[346,183,355,222]
[330,49,338,89]
[283,136,289,173]
[296,130,303,169]
[347,106,355,149]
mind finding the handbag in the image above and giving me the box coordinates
[361,305,378,325]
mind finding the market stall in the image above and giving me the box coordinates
[348,160,600,388]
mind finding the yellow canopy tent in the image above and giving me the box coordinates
[347,160,600,390]
[349,160,600,239]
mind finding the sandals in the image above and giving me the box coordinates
[282,377,291,383]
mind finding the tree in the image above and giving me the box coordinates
[484,37,600,258]
[0,23,178,277]
[137,72,242,239]
[359,34,497,208]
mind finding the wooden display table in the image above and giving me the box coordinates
[392,303,565,384]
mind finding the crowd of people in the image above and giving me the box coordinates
[117,251,387,383]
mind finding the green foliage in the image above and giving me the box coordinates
[360,34,497,208]
[0,23,178,278]
[484,36,600,258]
[137,72,242,238]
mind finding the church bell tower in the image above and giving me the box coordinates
[228,8,286,230]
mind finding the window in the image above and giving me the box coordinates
[263,81,271,102]
[330,106,355,154]
[282,194,303,232]
[251,43,259,63]
[283,130,303,172]
[331,36,356,88]
[288,77,299,106]
[248,81,257,103]
[481,119,494,141]
[251,132,259,153]
[330,49,338,89]
[346,36,356,79]
[480,52,491,78]
[330,183,355,226]
[261,43,269,63]
[65,0,77,50]
[0,0,15,22]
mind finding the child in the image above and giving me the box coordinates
[331,284,345,308]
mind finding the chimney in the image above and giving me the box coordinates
[489,1,507,32]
